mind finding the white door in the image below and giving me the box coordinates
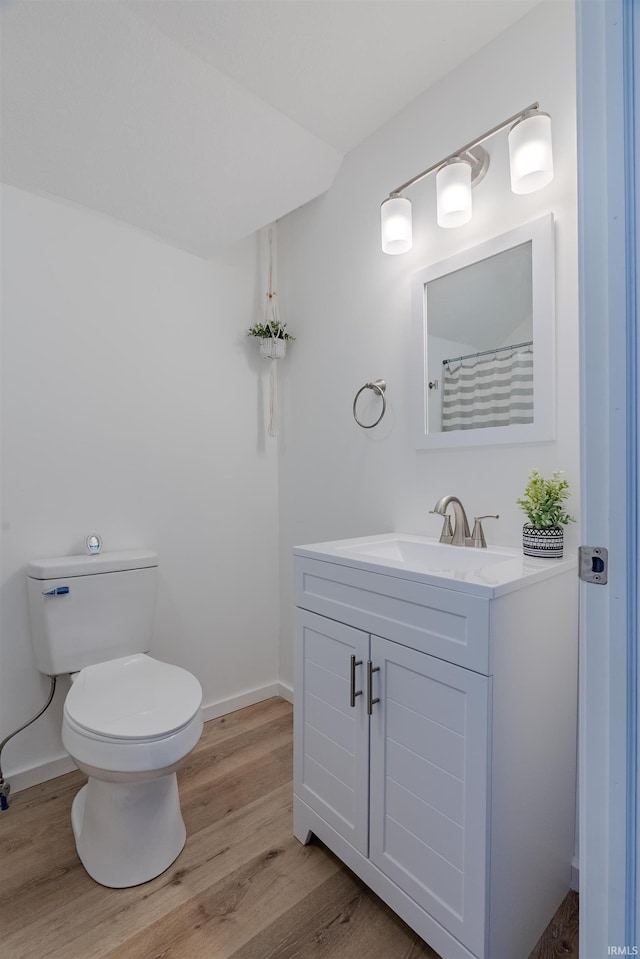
[368,635,490,957]
[577,0,639,952]
[293,608,370,854]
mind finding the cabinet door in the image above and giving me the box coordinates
[369,635,490,957]
[294,609,370,854]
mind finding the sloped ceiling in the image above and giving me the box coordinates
[0,0,540,258]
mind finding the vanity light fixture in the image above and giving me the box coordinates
[380,102,553,254]
[508,110,554,194]
[380,195,413,254]
[436,158,473,228]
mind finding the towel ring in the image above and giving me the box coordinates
[353,379,386,429]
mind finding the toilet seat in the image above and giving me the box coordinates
[65,653,202,740]
[62,653,204,775]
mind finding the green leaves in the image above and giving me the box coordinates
[247,320,295,340]
[516,469,575,529]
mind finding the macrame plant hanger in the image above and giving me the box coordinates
[264,228,282,437]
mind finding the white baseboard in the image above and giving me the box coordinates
[10,754,77,795]
[201,683,284,722]
[277,681,293,703]
[9,682,292,796]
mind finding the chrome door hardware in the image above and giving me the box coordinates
[578,546,608,585]
[350,655,363,707]
[367,661,380,715]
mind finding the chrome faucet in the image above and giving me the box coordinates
[431,495,471,547]
[430,495,499,548]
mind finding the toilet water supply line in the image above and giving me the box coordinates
[0,675,57,810]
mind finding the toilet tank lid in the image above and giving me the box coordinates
[27,550,158,580]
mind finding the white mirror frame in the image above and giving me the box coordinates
[411,213,555,449]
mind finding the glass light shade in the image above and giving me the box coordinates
[436,160,472,228]
[381,196,412,254]
[508,112,553,194]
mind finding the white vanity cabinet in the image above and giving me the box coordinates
[293,540,578,959]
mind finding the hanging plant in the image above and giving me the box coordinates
[248,227,294,435]
[247,320,295,359]
[247,320,295,340]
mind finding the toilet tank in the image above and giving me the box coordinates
[27,550,158,676]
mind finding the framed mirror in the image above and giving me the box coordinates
[411,213,555,449]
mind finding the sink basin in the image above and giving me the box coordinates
[294,532,577,597]
[333,537,515,572]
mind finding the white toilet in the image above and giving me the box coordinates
[27,549,203,888]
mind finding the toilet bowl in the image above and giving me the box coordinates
[62,653,203,888]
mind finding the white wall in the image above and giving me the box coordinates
[277,1,579,686]
[0,0,579,788]
[0,185,280,785]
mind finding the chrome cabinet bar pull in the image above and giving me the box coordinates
[367,661,380,715]
[349,655,363,707]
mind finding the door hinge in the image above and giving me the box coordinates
[578,546,608,585]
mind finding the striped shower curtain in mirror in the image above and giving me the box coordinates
[441,347,534,432]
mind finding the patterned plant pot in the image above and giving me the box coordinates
[522,525,564,559]
[259,337,287,359]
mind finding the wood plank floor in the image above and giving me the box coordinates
[0,698,578,958]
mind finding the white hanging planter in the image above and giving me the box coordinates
[260,337,287,360]
[247,225,295,438]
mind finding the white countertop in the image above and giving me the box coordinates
[294,532,577,598]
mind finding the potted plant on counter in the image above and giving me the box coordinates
[517,469,575,558]
[247,319,295,359]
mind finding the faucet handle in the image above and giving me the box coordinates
[430,510,453,544]
[471,515,500,548]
